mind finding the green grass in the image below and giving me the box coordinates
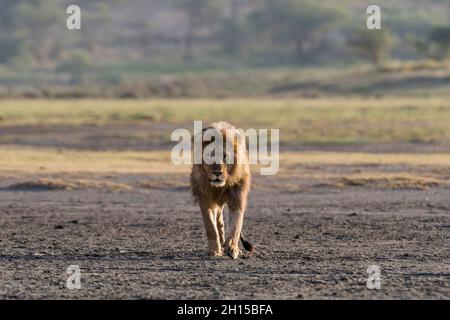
[0,97,449,145]
[3,62,450,98]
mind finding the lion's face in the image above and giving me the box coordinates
[191,122,249,191]
[202,149,233,188]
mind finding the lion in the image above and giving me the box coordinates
[190,122,255,259]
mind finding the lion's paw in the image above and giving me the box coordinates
[226,246,241,259]
[208,249,224,258]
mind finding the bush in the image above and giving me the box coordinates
[348,29,395,68]
[0,35,32,66]
[58,51,93,83]
[429,26,450,60]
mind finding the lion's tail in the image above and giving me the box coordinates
[240,233,255,253]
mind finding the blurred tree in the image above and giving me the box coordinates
[14,0,62,65]
[249,0,343,62]
[0,0,61,66]
[408,26,450,61]
[429,26,450,60]
[0,1,27,65]
[0,1,18,27]
[172,0,224,61]
[407,35,432,59]
[0,35,35,69]
[58,50,92,84]
[348,29,394,67]
[216,0,244,56]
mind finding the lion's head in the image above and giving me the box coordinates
[192,122,249,189]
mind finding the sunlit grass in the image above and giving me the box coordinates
[0,146,176,174]
[1,146,450,174]
[281,151,450,166]
[0,98,449,144]
[2,146,449,190]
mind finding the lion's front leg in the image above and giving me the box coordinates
[216,206,225,246]
[200,204,223,257]
[225,209,244,259]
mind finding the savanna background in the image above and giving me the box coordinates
[0,0,449,299]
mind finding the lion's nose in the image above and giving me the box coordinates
[213,171,223,177]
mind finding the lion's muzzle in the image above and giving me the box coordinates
[209,171,225,187]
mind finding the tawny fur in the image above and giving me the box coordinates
[190,122,254,258]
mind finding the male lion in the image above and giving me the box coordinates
[190,122,254,259]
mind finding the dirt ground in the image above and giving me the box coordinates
[0,124,449,299]
[0,179,449,299]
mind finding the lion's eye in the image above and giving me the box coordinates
[224,154,232,163]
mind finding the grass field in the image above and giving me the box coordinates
[2,146,450,172]
[1,97,449,188]
[3,63,450,101]
[1,97,449,145]
[1,146,449,192]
